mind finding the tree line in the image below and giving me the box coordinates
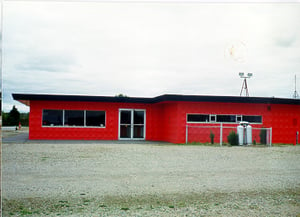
[2,105,29,126]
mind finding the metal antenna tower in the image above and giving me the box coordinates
[293,74,299,99]
[239,72,253,97]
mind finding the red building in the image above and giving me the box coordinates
[13,93,300,144]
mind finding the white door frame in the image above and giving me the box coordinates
[118,109,146,140]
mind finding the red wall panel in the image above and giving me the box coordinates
[29,100,156,140]
[178,101,300,144]
[28,100,300,144]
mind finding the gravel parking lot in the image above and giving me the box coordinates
[2,141,300,216]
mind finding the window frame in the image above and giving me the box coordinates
[242,115,263,124]
[42,109,106,128]
[42,109,64,127]
[236,115,242,123]
[64,110,85,127]
[86,110,106,127]
[186,114,210,123]
[186,113,262,124]
[210,114,217,123]
[216,114,236,123]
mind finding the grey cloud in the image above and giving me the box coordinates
[15,55,74,72]
[274,33,298,48]
[3,2,300,113]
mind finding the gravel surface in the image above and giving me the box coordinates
[2,142,300,216]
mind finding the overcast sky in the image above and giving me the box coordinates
[2,1,300,112]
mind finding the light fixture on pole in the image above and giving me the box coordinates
[293,74,299,99]
[239,72,253,97]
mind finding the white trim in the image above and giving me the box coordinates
[210,114,216,123]
[118,108,146,140]
[236,115,242,123]
[119,109,131,140]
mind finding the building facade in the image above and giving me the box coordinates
[13,93,300,144]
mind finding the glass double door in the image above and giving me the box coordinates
[119,109,145,140]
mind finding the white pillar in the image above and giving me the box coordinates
[186,125,188,144]
[220,123,223,146]
[270,127,272,147]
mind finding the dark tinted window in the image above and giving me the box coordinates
[243,115,262,123]
[121,110,131,124]
[65,110,84,126]
[42,110,63,126]
[86,111,105,127]
[187,114,210,122]
[134,111,144,124]
[216,115,236,123]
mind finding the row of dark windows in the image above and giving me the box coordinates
[43,110,262,127]
[42,110,105,127]
[187,114,262,124]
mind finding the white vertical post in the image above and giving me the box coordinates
[186,125,188,144]
[270,127,272,147]
[220,123,223,146]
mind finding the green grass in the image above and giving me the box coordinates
[40,156,50,161]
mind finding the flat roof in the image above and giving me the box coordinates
[12,93,300,106]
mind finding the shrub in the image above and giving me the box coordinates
[210,130,215,144]
[227,130,239,146]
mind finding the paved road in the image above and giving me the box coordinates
[2,132,29,143]
[2,131,172,145]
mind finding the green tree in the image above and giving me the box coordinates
[115,94,128,97]
[2,109,29,126]
[20,112,29,126]
[8,105,20,126]
[2,111,9,126]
